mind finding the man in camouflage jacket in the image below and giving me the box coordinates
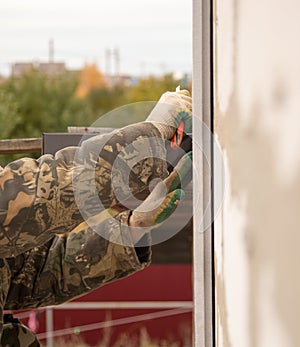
[0,89,192,346]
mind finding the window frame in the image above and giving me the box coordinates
[192,0,215,345]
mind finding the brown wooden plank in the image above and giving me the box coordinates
[68,126,115,134]
[0,138,42,154]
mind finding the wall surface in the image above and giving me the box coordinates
[213,0,300,346]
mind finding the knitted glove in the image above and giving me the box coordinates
[130,151,192,228]
[146,88,192,140]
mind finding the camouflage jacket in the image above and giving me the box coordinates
[0,122,168,339]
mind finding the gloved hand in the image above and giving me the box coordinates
[146,88,192,140]
[129,151,192,230]
[71,152,192,245]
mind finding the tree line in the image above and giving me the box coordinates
[0,64,190,166]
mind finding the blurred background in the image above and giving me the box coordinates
[0,0,192,165]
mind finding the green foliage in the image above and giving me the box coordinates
[0,90,21,139]
[86,73,188,127]
[2,70,94,138]
[124,73,181,103]
[87,84,126,117]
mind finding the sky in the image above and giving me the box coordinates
[0,0,192,77]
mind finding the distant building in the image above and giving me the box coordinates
[38,62,65,76]
[11,62,66,77]
[11,63,33,77]
[105,74,139,87]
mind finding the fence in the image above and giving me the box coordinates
[0,138,42,154]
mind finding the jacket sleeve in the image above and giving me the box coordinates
[4,210,151,310]
[0,122,168,258]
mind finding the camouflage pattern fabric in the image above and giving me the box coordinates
[1,314,40,346]
[0,123,167,258]
[0,122,168,341]
[4,213,150,310]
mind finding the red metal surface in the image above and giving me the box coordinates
[26,264,192,346]
[78,264,192,302]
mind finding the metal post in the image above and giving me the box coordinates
[46,307,54,347]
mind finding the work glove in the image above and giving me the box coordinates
[130,151,192,229]
[146,88,192,140]
[71,151,192,245]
